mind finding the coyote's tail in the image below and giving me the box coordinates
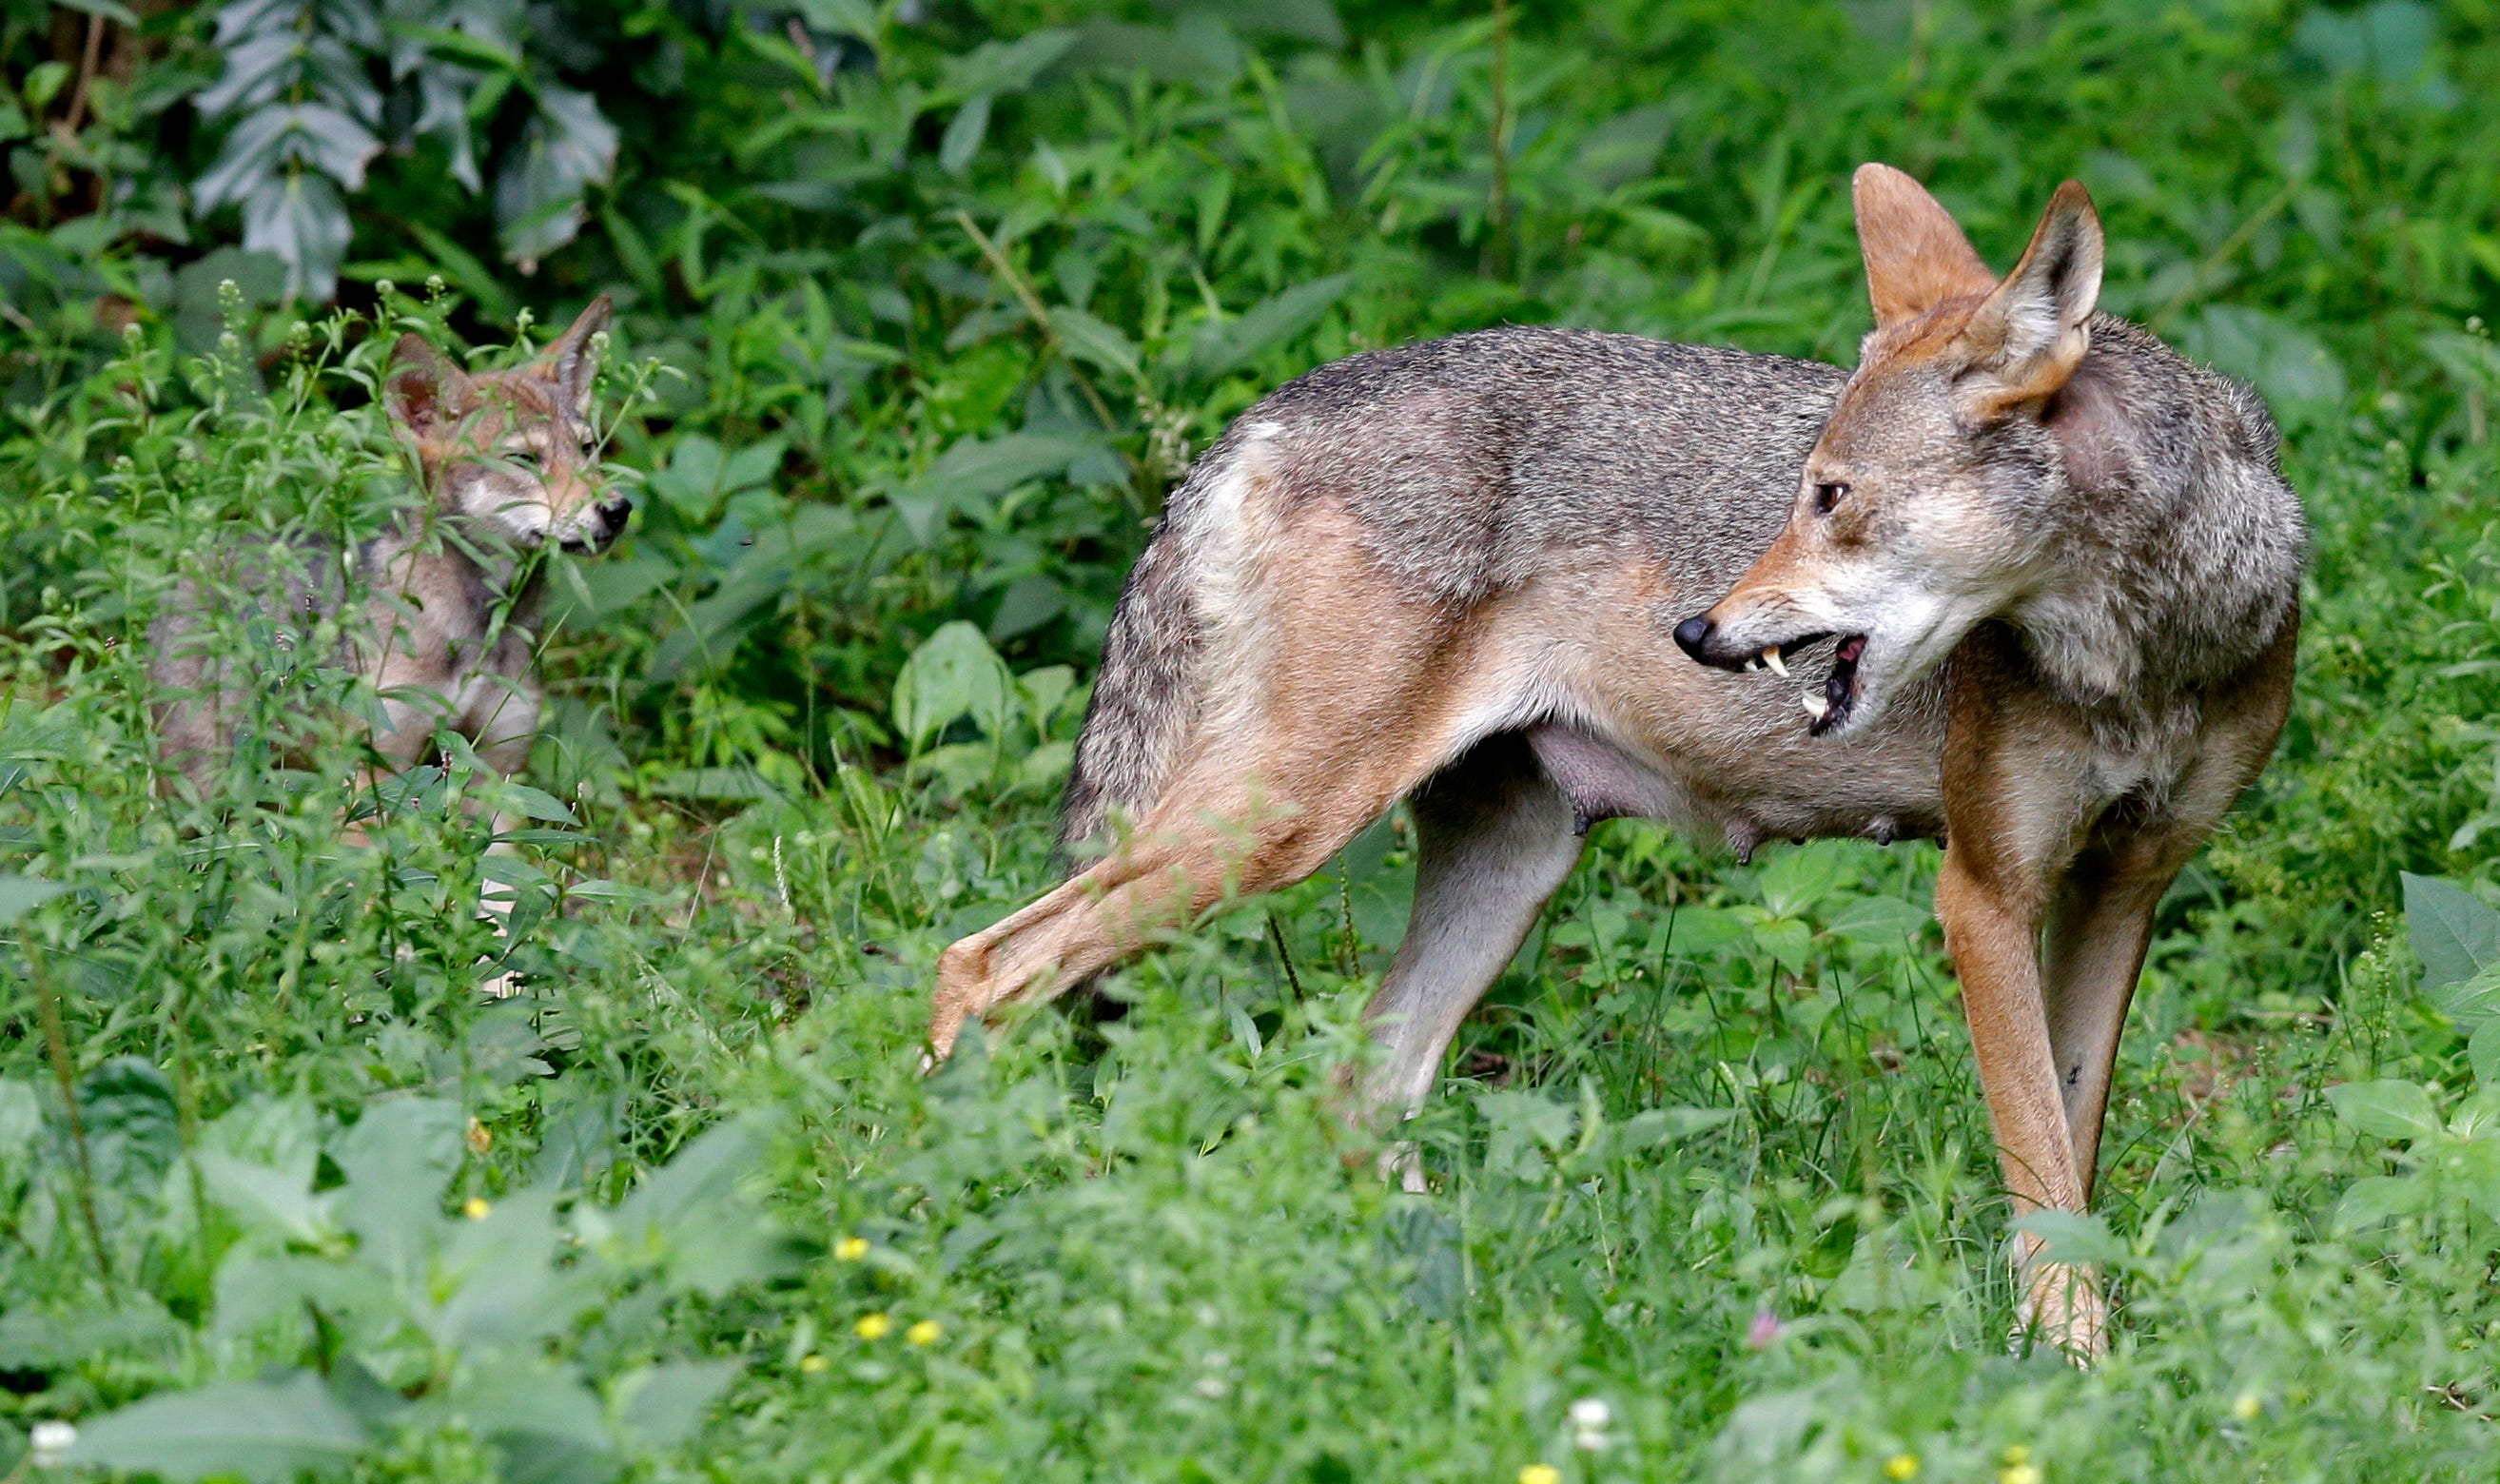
[1059,518,1201,861]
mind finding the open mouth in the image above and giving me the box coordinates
[1803,634,1866,736]
[1744,632,1867,736]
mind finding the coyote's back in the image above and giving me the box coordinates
[1060,324,1849,852]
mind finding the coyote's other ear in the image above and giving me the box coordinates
[1853,163,1995,327]
[1959,181,2103,411]
[384,335,471,436]
[539,293,613,419]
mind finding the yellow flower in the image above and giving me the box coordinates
[798,1354,829,1374]
[907,1319,943,1346]
[1518,1466,1560,1484]
[2232,1391,2261,1421]
[2001,1447,2029,1466]
[835,1236,869,1261]
[1885,1455,1920,1480]
[461,1197,491,1220]
[1999,1467,2041,1484]
[855,1313,891,1340]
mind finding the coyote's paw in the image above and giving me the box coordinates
[2012,1257,2108,1364]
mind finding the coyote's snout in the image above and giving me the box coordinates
[932,165,2305,1359]
[1675,171,2109,741]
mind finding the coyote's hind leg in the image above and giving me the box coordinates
[930,752,1416,1058]
[1361,732,1584,1117]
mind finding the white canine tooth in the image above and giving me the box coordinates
[1762,648,1789,677]
[1746,655,1764,673]
[1801,690,1829,721]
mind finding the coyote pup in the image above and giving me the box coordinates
[933,169,2305,1355]
[152,296,628,803]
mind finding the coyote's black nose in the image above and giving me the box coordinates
[1672,615,1714,664]
[596,496,633,533]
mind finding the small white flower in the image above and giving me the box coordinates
[30,1419,77,1465]
[1194,1376,1228,1399]
[1568,1398,1611,1430]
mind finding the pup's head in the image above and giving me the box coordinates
[384,295,631,555]
[1675,166,2105,737]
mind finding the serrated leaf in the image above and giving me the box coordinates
[2326,1079,2443,1142]
[1050,306,1141,380]
[63,1372,368,1482]
[1188,272,1353,382]
[2404,872,2500,994]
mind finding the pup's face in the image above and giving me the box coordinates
[385,295,630,555]
[1674,166,2104,738]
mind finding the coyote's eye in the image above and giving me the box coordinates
[1811,481,1848,516]
[505,450,540,472]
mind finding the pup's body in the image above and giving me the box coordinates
[934,168,2304,1356]
[152,297,626,800]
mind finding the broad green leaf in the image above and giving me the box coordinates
[2334,1175,2428,1230]
[2472,1018,2500,1091]
[330,1097,464,1279]
[196,1151,334,1246]
[2403,872,2500,993]
[78,1057,182,1195]
[1825,893,1932,947]
[1188,273,1353,382]
[892,432,1095,528]
[610,1359,740,1451]
[940,29,1077,100]
[892,621,1016,748]
[1049,306,1142,380]
[941,92,992,174]
[2013,1209,2128,1266]
[63,1372,367,1482]
[0,874,69,923]
[2326,1080,2443,1142]
[2433,963,2500,1032]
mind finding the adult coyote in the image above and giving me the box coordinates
[933,166,2306,1354]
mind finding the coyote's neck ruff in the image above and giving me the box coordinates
[933,166,2304,1361]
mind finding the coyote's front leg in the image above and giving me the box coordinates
[1934,844,2104,1358]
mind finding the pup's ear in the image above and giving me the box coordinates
[1958,181,2103,411]
[384,335,471,436]
[538,293,613,418]
[1853,164,1996,328]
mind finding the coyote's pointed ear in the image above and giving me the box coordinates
[384,335,471,437]
[538,293,613,419]
[1959,182,2103,411]
[1853,164,1996,327]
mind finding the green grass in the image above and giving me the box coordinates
[14,1,2500,1480]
